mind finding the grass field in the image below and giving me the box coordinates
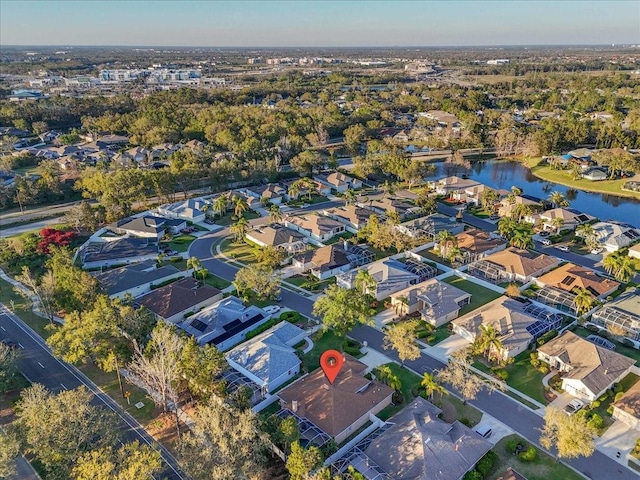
[219,237,259,264]
[215,210,261,226]
[503,353,548,405]
[166,234,196,253]
[0,277,53,339]
[203,273,232,290]
[441,276,503,315]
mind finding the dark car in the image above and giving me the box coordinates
[1,339,17,349]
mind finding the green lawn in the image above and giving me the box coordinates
[286,194,329,207]
[165,234,196,253]
[427,325,453,345]
[219,238,259,264]
[324,231,355,245]
[441,276,503,315]
[299,330,362,372]
[215,210,261,226]
[203,273,232,290]
[587,373,640,435]
[503,352,548,405]
[285,274,335,292]
[489,434,584,480]
[0,278,54,339]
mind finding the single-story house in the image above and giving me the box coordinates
[361,197,419,220]
[629,244,640,260]
[446,229,506,264]
[277,355,394,444]
[322,205,374,231]
[80,238,159,269]
[122,146,152,163]
[176,296,272,349]
[591,221,640,253]
[612,380,640,429]
[537,208,594,232]
[582,168,608,181]
[284,214,345,242]
[157,197,210,223]
[468,247,559,283]
[135,277,223,324]
[314,172,362,193]
[390,278,471,327]
[432,176,481,196]
[591,289,640,341]
[498,195,543,218]
[421,110,461,128]
[245,225,307,254]
[242,184,287,205]
[110,215,186,240]
[453,297,560,360]
[396,214,465,240]
[337,258,421,301]
[363,397,492,480]
[537,331,635,401]
[292,243,374,280]
[536,263,620,299]
[226,322,306,394]
[92,260,185,299]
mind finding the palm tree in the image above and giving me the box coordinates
[421,372,447,400]
[447,244,462,263]
[213,195,228,220]
[233,195,249,218]
[303,178,316,201]
[474,324,504,362]
[186,256,201,274]
[344,189,357,206]
[480,188,500,212]
[511,203,532,222]
[548,191,569,208]
[498,217,517,240]
[573,288,594,315]
[230,217,249,242]
[603,253,637,283]
[355,269,376,297]
[510,230,533,250]
[436,230,457,260]
[288,180,303,201]
[576,224,599,250]
[550,217,564,234]
[268,204,282,225]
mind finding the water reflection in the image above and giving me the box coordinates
[427,159,640,226]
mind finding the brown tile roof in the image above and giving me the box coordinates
[293,244,351,272]
[455,229,505,254]
[537,263,619,297]
[483,247,558,278]
[286,214,344,237]
[538,332,635,396]
[278,355,393,438]
[613,380,640,420]
[136,277,221,320]
[323,205,374,228]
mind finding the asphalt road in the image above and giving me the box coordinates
[0,305,186,480]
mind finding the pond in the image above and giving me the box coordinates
[427,159,640,227]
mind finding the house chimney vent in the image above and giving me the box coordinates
[292,400,298,412]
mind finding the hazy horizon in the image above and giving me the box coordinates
[1,0,638,48]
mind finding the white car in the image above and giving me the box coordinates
[556,245,570,252]
[540,239,552,246]
[590,248,603,255]
[564,399,585,415]
[263,305,281,315]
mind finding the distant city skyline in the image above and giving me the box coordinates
[1,0,638,47]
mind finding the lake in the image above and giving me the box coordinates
[427,159,640,227]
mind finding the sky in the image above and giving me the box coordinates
[1,0,639,47]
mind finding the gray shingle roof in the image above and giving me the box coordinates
[82,238,158,263]
[92,260,181,296]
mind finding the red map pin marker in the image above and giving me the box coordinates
[320,350,344,384]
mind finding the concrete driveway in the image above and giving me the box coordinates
[425,334,471,362]
[473,414,514,446]
[549,392,576,410]
[596,420,640,465]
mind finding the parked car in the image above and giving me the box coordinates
[590,248,603,255]
[475,425,492,438]
[263,305,281,315]
[489,214,500,220]
[274,295,283,302]
[541,239,552,246]
[538,231,550,237]
[1,339,17,349]
[556,245,570,252]
[564,399,585,415]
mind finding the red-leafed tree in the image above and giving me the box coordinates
[37,228,76,254]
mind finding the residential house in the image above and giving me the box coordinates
[390,278,471,327]
[121,146,152,163]
[136,277,222,324]
[446,229,506,264]
[183,139,206,151]
[277,355,394,444]
[157,197,210,223]
[110,215,186,240]
[582,168,608,181]
[536,263,620,299]
[315,172,362,193]
[92,260,185,299]
[453,184,509,207]
[360,197,418,221]
[612,380,640,429]
[337,258,438,301]
[96,134,130,146]
[242,184,287,206]
[322,205,375,231]
[245,225,307,254]
[396,214,465,240]
[497,195,543,218]
[432,176,481,196]
[421,110,461,128]
[177,296,272,349]
[537,331,635,401]
[591,221,640,252]
[292,243,374,280]
[226,322,306,394]
[362,397,492,480]
[279,178,331,199]
[629,244,640,260]
[591,289,640,341]
[537,208,594,232]
[452,297,561,360]
[467,247,559,283]
[80,238,159,269]
[284,214,345,242]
